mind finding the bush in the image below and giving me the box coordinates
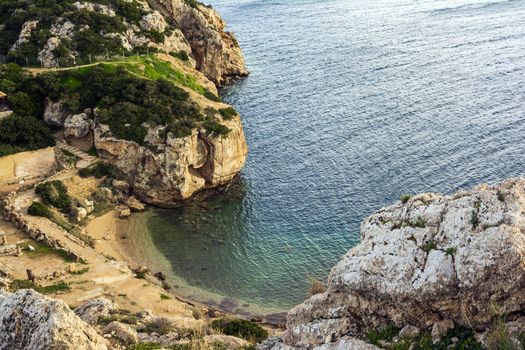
[211,318,268,343]
[27,201,53,219]
[219,107,238,120]
[139,317,175,335]
[309,279,327,296]
[35,180,71,213]
[79,162,117,179]
[400,194,411,204]
[0,114,55,156]
[486,319,522,350]
[7,91,37,116]
[204,90,222,102]
[169,50,190,62]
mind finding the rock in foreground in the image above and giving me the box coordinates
[0,289,107,350]
[278,178,525,349]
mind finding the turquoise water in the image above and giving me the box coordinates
[129,0,525,312]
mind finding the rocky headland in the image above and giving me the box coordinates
[262,178,525,349]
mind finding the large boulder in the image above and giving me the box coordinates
[64,112,93,139]
[0,289,107,350]
[280,178,525,349]
[75,297,117,325]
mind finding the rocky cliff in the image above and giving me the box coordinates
[95,109,247,207]
[267,178,525,349]
[150,0,249,86]
[1,0,247,86]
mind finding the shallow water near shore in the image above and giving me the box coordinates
[127,0,525,312]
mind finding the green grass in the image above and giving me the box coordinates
[10,279,71,294]
[17,240,76,262]
[101,56,215,99]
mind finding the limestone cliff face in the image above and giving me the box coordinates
[271,178,525,349]
[150,0,249,86]
[94,114,247,207]
[0,289,107,350]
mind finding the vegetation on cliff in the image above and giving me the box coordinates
[0,58,230,152]
[0,0,156,66]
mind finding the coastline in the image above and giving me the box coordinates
[109,209,287,319]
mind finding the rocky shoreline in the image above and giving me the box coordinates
[262,178,525,349]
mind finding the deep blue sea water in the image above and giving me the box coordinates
[128,0,525,312]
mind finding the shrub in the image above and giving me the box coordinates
[0,114,55,156]
[309,279,327,296]
[7,91,37,116]
[27,201,53,219]
[421,240,437,253]
[211,318,268,343]
[219,107,238,120]
[160,293,171,300]
[486,319,522,350]
[35,180,71,213]
[204,90,222,102]
[400,194,411,204]
[203,118,231,137]
[470,209,479,228]
[412,216,426,228]
[445,247,456,256]
[78,162,117,179]
[170,50,189,61]
[139,317,175,335]
[145,30,165,43]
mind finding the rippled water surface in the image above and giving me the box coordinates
[129,0,525,312]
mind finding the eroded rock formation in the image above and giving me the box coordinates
[273,178,525,349]
[95,113,247,207]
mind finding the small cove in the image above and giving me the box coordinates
[127,0,525,312]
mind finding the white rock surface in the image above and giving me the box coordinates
[75,297,117,325]
[0,289,107,350]
[279,178,525,349]
[140,11,168,32]
[64,112,93,139]
[9,20,38,52]
[72,1,116,16]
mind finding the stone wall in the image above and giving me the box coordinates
[0,147,57,185]
[1,192,83,262]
